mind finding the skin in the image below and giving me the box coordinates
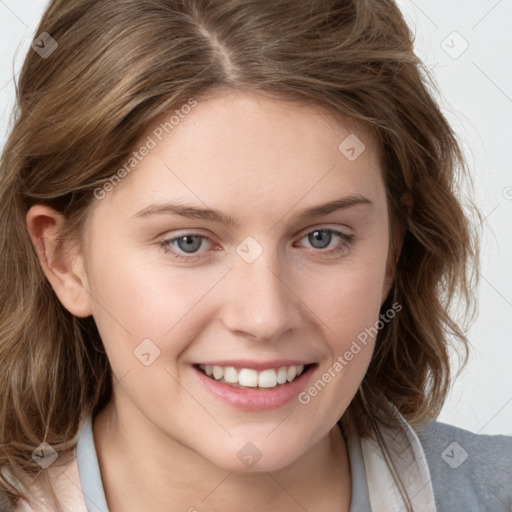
[27,89,400,512]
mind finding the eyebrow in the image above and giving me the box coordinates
[131,194,372,227]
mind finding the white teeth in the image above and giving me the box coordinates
[198,363,308,389]
[223,366,238,383]
[238,368,258,387]
[258,369,277,388]
[286,366,297,382]
[212,366,224,380]
[277,367,288,384]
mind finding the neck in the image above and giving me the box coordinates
[93,399,351,512]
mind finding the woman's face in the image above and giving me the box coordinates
[79,90,394,471]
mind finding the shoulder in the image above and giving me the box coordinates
[9,449,88,512]
[414,420,512,512]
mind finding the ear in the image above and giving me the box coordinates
[381,236,401,304]
[381,192,413,303]
[26,205,93,318]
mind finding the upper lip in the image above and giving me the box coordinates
[195,360,315,371]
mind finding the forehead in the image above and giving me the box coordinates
[87,90,385,228]
[144,89,379,164]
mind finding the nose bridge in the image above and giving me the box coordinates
[222,239,298,341]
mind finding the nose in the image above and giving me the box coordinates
[219,248,301,342]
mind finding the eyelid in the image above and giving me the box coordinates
[295,223,353,239]
[160,224,352,246]
[293,226,354,251]
[159,225,353,261]
[160,231,215,250]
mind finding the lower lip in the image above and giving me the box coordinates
[193,365,317,411]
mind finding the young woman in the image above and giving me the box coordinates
[1,0,511,511]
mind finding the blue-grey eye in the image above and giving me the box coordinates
[308,230,332,249]
[176,235,203,253]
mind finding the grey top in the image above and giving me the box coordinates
[75,415,372,512]
[415,420,512,511]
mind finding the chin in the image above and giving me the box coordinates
[200,440,305,474]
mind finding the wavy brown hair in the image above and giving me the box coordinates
[0,0,479,509]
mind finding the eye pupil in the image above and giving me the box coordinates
[177,235,202,253]
[309,230,331,249]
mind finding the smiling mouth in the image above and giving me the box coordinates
[194,363,317,390]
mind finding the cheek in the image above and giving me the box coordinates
[305,242,390,346]
[294,258,388,419]
[312,269,384,385]
[84,241,227,372]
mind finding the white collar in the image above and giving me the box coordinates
[355,408,437,512]
[10,409,437,512]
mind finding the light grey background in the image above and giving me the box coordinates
[1,0,511,435]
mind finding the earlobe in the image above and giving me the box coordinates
[401,191,414,216]
[382,268,395,305]
[26,205,93,318]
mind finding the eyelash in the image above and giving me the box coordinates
[158,227,354,263]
